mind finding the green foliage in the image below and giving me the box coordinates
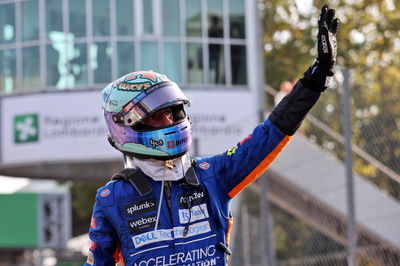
[262,0,400,198]
[261,0,400,263]
[70,180,104,236]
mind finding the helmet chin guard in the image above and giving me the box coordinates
[102,70,192,159]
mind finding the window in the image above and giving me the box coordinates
[0,3,15,44]
[116,0,134,36]
[0,49,16,93]
[209,44,225,84]
[141,41,158,71]
[91,42,112,83]
[186,0,201,37]
[70,42,88,85]
[163,42,181,83]
[162,0,180,36]
[231,45,246,84]
[93,0,110,37]
[22,0,39,41]
[46,42,63,87]
[208,0,223,38]
[46,0,63,39]
[22,46,40,89]
[187,43,203,84]
[142,0,153,34]
[69,0,86,38]
[117,41,135,76]
[229,0,245,39]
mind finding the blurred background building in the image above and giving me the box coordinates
[0,0,262,264]
[0,0,399,266]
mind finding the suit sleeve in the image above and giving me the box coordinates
[85,196,118,266]
[268,79,321,136]
[211,79,322,198]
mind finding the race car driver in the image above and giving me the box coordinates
[85,5,339,266]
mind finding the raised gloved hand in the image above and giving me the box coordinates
[303,5,339,92]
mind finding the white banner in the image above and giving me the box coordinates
[0,89,257,165]
[187,90,257,155]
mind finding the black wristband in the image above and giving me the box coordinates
[302,64,334,92]
[268,80,321,136]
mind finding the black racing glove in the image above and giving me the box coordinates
[302,5,339,92]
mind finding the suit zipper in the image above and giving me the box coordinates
[163,181,173,225]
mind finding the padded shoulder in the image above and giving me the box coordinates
[95,180,118,207]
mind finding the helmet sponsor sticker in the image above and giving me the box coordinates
[149,138,164,147]
[132,221,211,248]
[128,214,159,234]
[100,189,110,197]
[167,140,176,148]
[199,162,210,170]
[90,216,96,229]
[167,137,189,149]
[178,203,209,224]
[125,198,157,217]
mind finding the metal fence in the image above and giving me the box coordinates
[230,68,400,266]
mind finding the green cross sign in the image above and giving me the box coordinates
[14,114,39,143]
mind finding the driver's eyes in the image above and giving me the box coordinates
[162,110,172,116]
[148,109,171,120]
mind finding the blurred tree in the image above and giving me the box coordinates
[259,0,400,263]
[261,0,400,198]
[70,181,104,236]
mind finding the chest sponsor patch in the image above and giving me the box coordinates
[132,221,212,248]
[125,198,157,217]
[131,244,219,265]
[178,203,209,224]
[178,191,205,207]
[128,214,159,234]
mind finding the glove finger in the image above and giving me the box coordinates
[319,5,329,27]
[331,18,340,35]
[326,9,336,28]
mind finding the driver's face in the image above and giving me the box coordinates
[142,108,174,127]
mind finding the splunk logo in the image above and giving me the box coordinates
[125,198,157,217]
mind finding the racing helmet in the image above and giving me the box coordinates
[101,70,192,160]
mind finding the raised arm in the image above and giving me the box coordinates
[206,5,340,199]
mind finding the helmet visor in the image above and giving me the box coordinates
[117,81,189,126]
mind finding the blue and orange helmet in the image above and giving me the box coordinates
[101,70,191,160]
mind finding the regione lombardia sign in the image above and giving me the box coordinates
[0,89,256,165]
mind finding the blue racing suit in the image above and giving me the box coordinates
[85,79,322,266]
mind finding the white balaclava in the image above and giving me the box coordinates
[125,153,191,181]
